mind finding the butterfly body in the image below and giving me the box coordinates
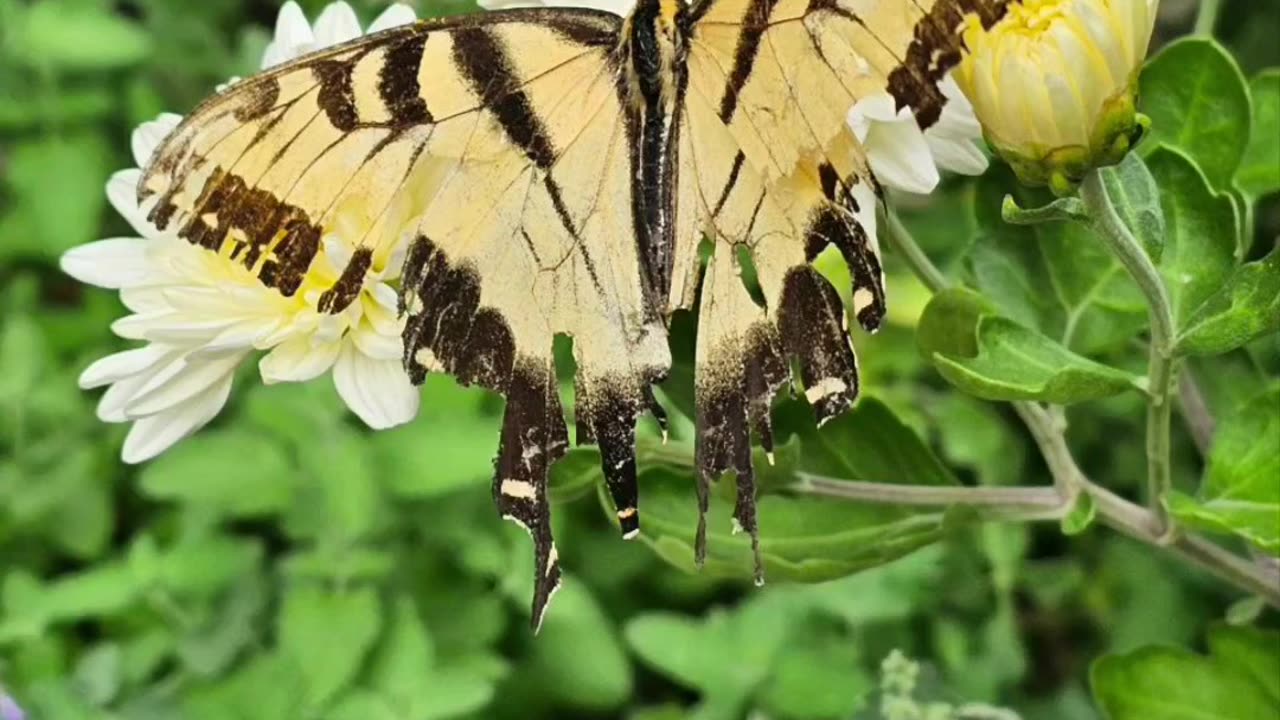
[137,0,1015,628]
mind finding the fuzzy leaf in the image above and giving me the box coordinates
[1100,152,1166,261]
[920,288,1139,404]
[1167,386,1280,554]
[1141,38,1252,190]
[1177,246,1280,356]
[1237,71,1280,199]
[1148,148,1241,331]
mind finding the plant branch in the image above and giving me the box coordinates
[1080,171,1178,537]
[881,206,1279,606]
[793,474,1066,521]
[1082,477,1280,605]
[1178,370,1215,454]
[1194,0,1224,35]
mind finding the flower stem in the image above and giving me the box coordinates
[1194,0,1224,35]
[886,210,950,293]
[1079,171,1178,537]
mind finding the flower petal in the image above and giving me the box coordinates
[60,238,153,290]
[259,336,342,384]
[98,373,151,423]
[368,4,418,32]
[333,344,419,429]
[847,94,904,141]
[925,134,988,177]
[262,1,314,68]
[106,169,155,237]
[121,373,235,464]
[864,118,940,195]
[124,350,247,417]
[312,3,362,49]
[131,114,182,169]
[79,345,170,389]
[350,322,402,361]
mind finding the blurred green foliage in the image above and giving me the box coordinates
[0,1,1278,719]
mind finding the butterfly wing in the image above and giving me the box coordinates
[673,0,1014,568]
[138,10,669,629]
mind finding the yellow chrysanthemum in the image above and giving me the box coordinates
[954,0,1158,194]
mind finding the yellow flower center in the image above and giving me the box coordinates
[1002,0,1071,34]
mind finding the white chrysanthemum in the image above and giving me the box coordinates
[61,2,420,464]
[480,0,988,195]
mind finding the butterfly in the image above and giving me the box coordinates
[137,0,1015,628]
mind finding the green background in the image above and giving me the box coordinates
[1,0,1278,718]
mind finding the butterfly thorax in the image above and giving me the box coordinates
[621,0,688,110]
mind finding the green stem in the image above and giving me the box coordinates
[1079,171,1178,537]
[1194,0,1224,36]
[793,474,1064,516]
[886,210,950,293]
[1178,370,1215,454]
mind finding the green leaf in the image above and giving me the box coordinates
[1092,642,1278,720]
[1001,195,1088,226]
[1060,493,1097,536]
[370,376,497,499]
[1237,71,1280,199]
[71,643,122,707]
[1167,386,1280,554]
[969,168,1147,354]
[10,1,152,70]
[300,429,382,544]
[1099,152,1166,261]
[549,448,603,504]
[0,315,46,404]
[790,396,957,487]
[1209,625,1280,704]
[363,595,492,720]
[523,577,632,711]
[1177,246,1280,356]
[919,288,1139,404]
[753,621,870,720]
[278,585,382,712]
[1140,38,1252,190]
[158,533,263,597]
[178,573,268,677]
[626,595,791,703]
[634,398,954,583]
[1148,147,1241,331]
[0,135,110,261]
[139,430,296,517]
[369,598,436,693]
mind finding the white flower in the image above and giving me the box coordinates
[61,2,420,464]
[480,0,986,196]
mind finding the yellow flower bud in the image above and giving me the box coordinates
[954,0,1157,195]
